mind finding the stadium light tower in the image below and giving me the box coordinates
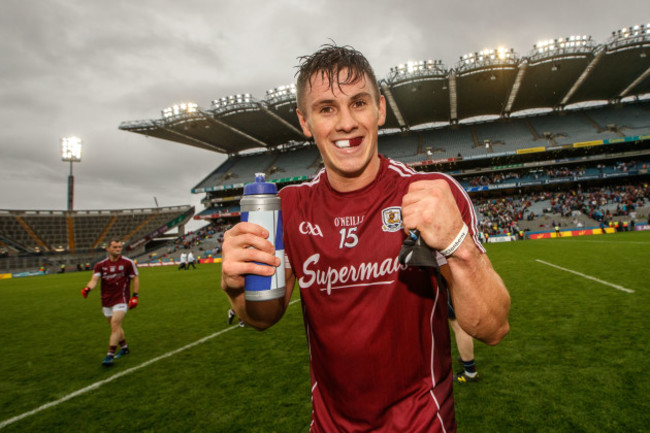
[61,136,82,211]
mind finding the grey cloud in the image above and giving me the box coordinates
[0,0,647,231]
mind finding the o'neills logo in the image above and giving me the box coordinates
[299,253,407,295]
[334,215,364,227]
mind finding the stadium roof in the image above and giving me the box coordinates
[120,25,650,155]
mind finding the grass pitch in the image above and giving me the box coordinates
[1,231,648,432]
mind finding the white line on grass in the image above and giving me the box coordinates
[0,299,302,430]
[535,259,634,293]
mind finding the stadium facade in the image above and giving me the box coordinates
[3,24,650,273]
[118,24,650,232]
[120,25,650,152]
[0,206,193,274]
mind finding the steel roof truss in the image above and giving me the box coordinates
[381,83,407,129]
[619,64,650,98]
[560,50,605,107]
[449,72,458,123]
[199,109,270,149]
[155,120,228,153]
[504,62,528,115]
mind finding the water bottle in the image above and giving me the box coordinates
[240,173,285,301]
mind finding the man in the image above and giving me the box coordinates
[178,251,187,270]
[227,308,246,328]
[220,44,510,432]
[449,297,479,384]
[82,239,139,367]
[187,251,196,270]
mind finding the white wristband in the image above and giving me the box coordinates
[440,223,469,257]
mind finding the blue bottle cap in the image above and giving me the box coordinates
[243,173,277,195]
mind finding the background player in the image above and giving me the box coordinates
[221,44,510,431]
[82,239,139,367]
[448,292,480,383]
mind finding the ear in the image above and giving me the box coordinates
[296,108,313,138]
[377,95,387,127]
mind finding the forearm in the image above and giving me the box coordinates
[445,240,510,345]
[86,276,99,290]
[221,276,286,330]
[132,277,140,295]
[221,279,249,323]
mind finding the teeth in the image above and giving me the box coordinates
[334,140,351,148]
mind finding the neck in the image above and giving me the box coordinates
[328,155,381,193]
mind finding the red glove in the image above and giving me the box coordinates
[81,287,91,298]
[128,294,139,309]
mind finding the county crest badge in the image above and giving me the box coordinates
[381,206,403,232]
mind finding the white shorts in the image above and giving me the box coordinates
[103,303,128,318]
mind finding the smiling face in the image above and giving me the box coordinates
[296,69,386,192]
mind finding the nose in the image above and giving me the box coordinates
[336,106,359,133]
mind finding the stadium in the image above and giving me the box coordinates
[1,23,649,432]
[2,25,650,275]
[121,25,650,250]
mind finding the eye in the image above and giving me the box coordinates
[319,106,334,114]
[352,99,367,109]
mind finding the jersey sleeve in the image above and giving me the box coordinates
[92,262,102,277]
[127,259,138,277]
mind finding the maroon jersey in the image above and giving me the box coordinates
[279,155,483,433]
[93,256,138,308]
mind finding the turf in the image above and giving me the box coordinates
[0,231,648,432]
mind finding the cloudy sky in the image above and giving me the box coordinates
[1,0,647,230]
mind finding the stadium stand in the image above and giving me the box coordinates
[587,103,650,135]
[182,102,650,243]
[473,183,650,236]
[378,133,420,161]
[473,118,537,153]
[419,127,475,159]
[135,223,227,267]
[266,145,322,180]
[5,25,649,275]
[0,206,193,273]
[99,25,650,250]
[218,152,275,183]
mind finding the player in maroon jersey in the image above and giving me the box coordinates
[82,239,139,367]
[220,44,510,432]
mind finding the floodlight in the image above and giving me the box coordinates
[607,24,649,52]
[457,47,516,71]
[210,93,257,114]
[614,24,648,39]
[387,59,445,82]
[530,35,594,60]
[61,136,82,162]
[264,84,297,104]
[162,102,198,118]
[61,136,83,211]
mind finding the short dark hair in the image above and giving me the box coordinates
[295,43,380,113]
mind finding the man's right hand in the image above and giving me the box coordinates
[81,287,91,298]
[220,222,280,294]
